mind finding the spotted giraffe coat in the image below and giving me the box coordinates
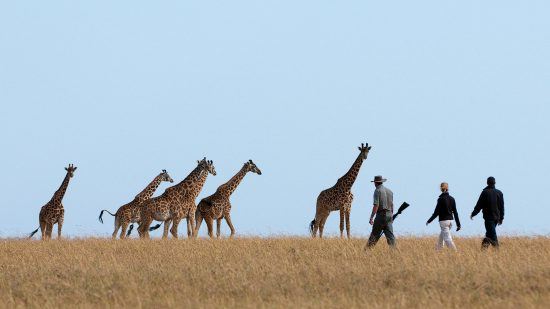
[195,160,261,238]
[137,159,215,239]
[99,170,173,238]
[311,143,371,238]
[31,164,77,239]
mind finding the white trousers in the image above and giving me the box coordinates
[436,220,456,250]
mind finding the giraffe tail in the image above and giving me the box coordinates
[98,210,116,224]
[126,224,134,236]
[149,224,161,231]
[309,219,316,236]
[29,227,40,239]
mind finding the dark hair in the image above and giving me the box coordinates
[487,176,496,186]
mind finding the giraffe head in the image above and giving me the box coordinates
[244,160,262,175]
[160,169,174,183]
[197,157,217,176]
[64,164,77,178]
[358,143,372,160]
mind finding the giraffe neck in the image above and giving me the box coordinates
[165,165,205,196]
[134,174,164,203]
[218,165,248,197]
[50,172,72,205]
[337,153,365,191]
[190,170,209,200]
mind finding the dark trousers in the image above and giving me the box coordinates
[482,220,499,248]
[367,211,396,248]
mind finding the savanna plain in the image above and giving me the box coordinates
[0,237,548,308]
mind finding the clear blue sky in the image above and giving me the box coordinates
[1,1,548,238]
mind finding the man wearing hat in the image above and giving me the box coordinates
[471,176,505,248]
[367,175,396,248]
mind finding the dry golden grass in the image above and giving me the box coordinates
[0,237,549,308]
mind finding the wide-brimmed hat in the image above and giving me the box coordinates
[371,175,387,183]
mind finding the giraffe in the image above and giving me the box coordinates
[29,164,77,240]
[98,169,174,239]
[195,160,262,238]
[310,143,372,239]
[137,158,216,239]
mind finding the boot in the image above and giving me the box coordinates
[481,237,491,249]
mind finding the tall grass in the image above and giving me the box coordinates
[0,237,548,308]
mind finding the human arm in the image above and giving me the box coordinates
[370,205,378,225]
[370,189,380,225]
[471,191,485,219]
[498,191,504,225]
[451,197,461,231]
[426,201,439,225]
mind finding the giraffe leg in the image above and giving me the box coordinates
[186,217,192,238]
[312,223,319,238]
[225,214,236,238]
[205,217,214,239]
[311,213,320,238]
[339,209,345,239]
[137,220,145,239]
[43,224,49,240]
[345,211,351,239]
[188,212,196,238]
[163,219,172,239]
[119,221,130,239]
[216,218,222,238]
[137,221,141,238]
[58,210,65,239]
[318,214,329,239]
[185,214,195,238]
[195,212,204,236]
[136,220,143,237]
[136,219,144,238]
[45,223,53,240]
[170,217,181,239]
[139,217,153,239]
[311,204,325,238]
[40,220,47,240]
[112,217,121,239]
[57,219,63,239]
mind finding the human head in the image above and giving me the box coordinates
[371,175,387,187]
[440,182,449,193]
[487,176,496,186]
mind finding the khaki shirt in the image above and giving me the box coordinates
[373,184,394,212]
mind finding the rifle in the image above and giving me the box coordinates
[392,202,410,221]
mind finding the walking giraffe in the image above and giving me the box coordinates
[29,164,77,240]
[195,160,262,238]
[137,158,216,239]
[98,169,174,239]
[310,143,372,239]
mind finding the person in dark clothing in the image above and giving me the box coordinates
[471,176,504,248]
[426,182,461,250]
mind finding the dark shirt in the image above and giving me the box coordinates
[427,192,461,227]
[471,185,504,222]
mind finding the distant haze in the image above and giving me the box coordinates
[1,1,548,237]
